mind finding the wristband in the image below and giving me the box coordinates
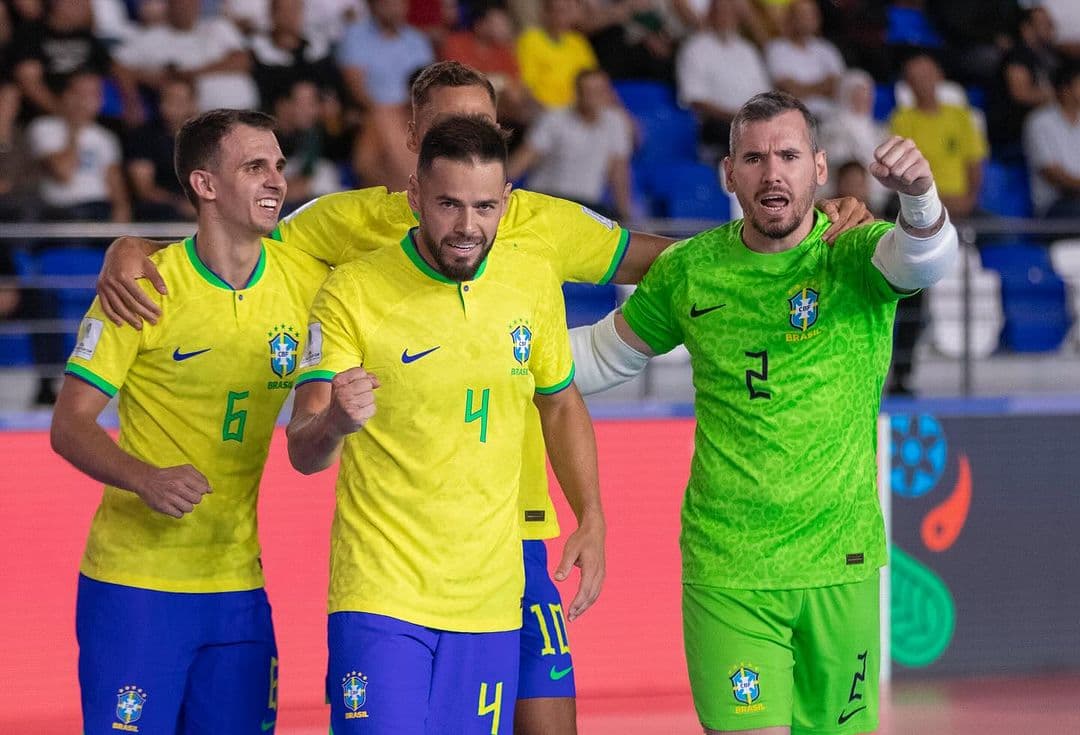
[898,181,943,229]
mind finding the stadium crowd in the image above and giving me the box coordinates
[1,0,1077,222]
[0,0,1078,403]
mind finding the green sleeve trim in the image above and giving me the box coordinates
[536,363,576,395]
[64,362,119,398]
[296,370,336,386]
[596,228,631,285]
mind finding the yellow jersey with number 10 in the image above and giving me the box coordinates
[66,237,329,593]
[275,187,628,540]
[296,234,575,632]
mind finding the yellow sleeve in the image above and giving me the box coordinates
[273,188,415,267]
[530,266,575,394]
[513,191,629,283]
[572,33,598,70]
[64,293,153,397]
[516,29,545,101]
[888,109,910,138]
[960,108,988,162]
[295,267,365,385]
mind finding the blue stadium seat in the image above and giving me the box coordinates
[0,249,36,367]
[651,162,729,221]
[36,247,105,356]
[562,283,618,329]
[612,80,677,116]
[631,108,699,199]
[979,243,1071,352]
[978,159,1033,218]
[886,6,943,47]
[873,82,896,123]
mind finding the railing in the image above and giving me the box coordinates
[2,217,1080,397]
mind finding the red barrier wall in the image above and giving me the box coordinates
[0,420,695,733]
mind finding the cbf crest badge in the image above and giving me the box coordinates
[115,685,147,729]
[788,287,819,331]
[510,321,532,365]
[268,324,301,378]
[729,666,761,708]
[342,671,369,720]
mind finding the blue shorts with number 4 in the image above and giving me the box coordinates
[518,540,576,699]
[328,612,519,735]
[77,574,279,735]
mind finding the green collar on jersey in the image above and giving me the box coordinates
[184,236,267,290]
[400,229,489,285]
[728,209,830,271]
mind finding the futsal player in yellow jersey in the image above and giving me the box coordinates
[287,116,601,734]
[92,63,871,735]
[50,110,328,734]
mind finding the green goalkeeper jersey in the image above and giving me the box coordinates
[622,210,901,589]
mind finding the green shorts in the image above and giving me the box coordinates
[683,573,880,735]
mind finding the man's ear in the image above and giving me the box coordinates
[189,170,215,202]
[406,118,420,154]
[816,150,828,187]
[406,173,421,213]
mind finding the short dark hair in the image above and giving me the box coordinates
[174,108,277,207]
[417,115,508,175]
[410,61,497,112]
[729,91,819,155]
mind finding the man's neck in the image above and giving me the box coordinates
[740,211,817,254]
[194,216,265,289]
[375,18,401,36]
[1061,101,1080,124]
[915,98,939,113]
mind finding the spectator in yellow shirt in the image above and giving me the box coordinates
[889,52,987,218]
[516,0,598,108]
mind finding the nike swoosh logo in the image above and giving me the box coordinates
[401,346,440,363]
[172,347,212,361]
[549,665,573,681]
[689,303,726,318]
[260,720,276,732]
[837,706,866,725]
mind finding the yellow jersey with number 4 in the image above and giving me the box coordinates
[66,237,329,593]
[274,186,628,540]
[295,234,575,632]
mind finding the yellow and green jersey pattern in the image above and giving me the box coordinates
[67,237,329,593]
[622,211,899,590]
[296,234,575,632]
[275,186,628,539]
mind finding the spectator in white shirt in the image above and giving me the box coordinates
[1024,63,1080,219]
[28,70,129,222]
[765,0,845,118]
[676,0,770,159]
[508,68,633,220]
[113,0,259,112]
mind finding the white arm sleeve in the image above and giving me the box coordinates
[870,215,959,291]
[569,310,650,396]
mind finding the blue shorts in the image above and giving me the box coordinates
[328,612,519,735]
[76,574,279,735]
[518,540,576,699]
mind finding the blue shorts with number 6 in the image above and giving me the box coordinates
[517,540,576,699]
[77,574,279,735]
[328,612,519,735]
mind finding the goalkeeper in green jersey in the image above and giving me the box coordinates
[572,90,957,735]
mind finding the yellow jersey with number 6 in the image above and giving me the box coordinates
[295,234,575,631]
[274,186,628,539]
[66,237,329,593]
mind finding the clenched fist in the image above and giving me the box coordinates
[869,136,934,196]
[136,464,211,518]
[326,367,381,436]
